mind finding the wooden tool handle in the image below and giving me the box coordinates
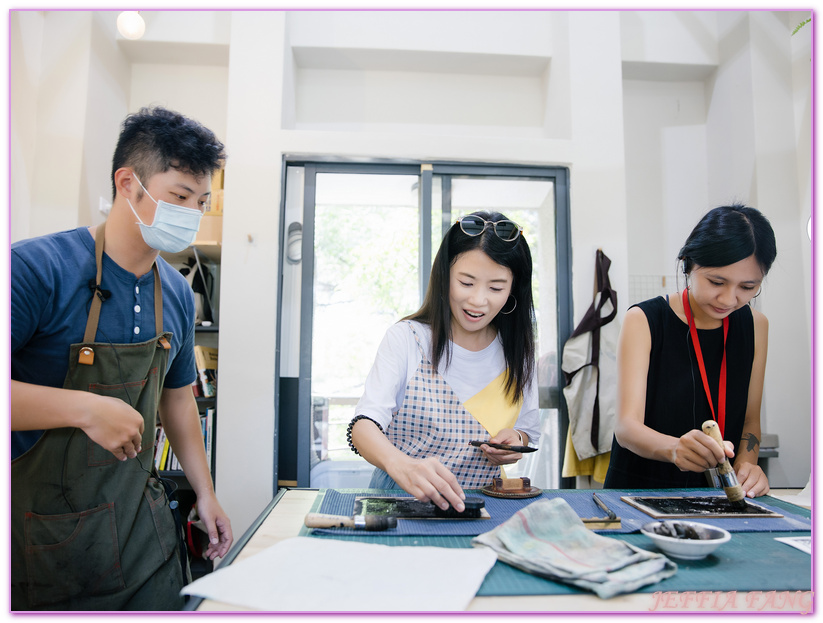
[702,421,746,506]
[701,420,733,474]
[304,513,355,529]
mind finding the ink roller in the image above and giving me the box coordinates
[433,497,485,518]
[701,420,747,509]
[304,513,398,531]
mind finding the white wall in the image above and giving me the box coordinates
[621,11,718,67]
[622,10,811,487]
[790,11,813,353]
[9,11,44,243]
[217,11,285,536]
[623,79,710,276]
[13,12,94,238]
[129,64,229,140]
[706,12,810,486]
[9,9,813,538]
[82,13,132,224]
[565,11,629,321]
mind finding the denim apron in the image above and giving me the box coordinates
[11,223,187,610]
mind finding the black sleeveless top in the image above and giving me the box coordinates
[604,296,754,489]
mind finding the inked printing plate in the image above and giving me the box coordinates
[620,495,783,519]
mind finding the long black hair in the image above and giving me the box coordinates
[678,204,777,276]
[404,210,535,404]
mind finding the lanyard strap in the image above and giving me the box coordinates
[682,288,729,437]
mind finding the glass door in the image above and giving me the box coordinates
[445,176,562,486]
[276,161,571,489]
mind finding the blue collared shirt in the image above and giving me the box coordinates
[11,227,197,459]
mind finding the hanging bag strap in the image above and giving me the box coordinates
[563,249,618,451]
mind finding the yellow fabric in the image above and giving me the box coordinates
[562,428,611,483]
[463,371,521,437]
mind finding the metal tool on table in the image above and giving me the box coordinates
[580,492,621,529]
[702,420,747,509]
[304,513,398,531]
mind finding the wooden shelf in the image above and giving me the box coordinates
[160,242,221,265]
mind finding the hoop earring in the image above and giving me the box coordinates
[752,286,762,298]
[500,296,517,315]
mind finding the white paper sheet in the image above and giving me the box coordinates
[182,537,498,611]
[770,482,812,509]
[774,536,812,555]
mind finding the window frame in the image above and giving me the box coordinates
[275,157,573,489]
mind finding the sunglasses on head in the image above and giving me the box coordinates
[456,215,522,242]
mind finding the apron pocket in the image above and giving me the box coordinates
[85,376,154,467]
[144,482,180,562]
[24,503,125,608]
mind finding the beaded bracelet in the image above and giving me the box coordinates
[346,415,384,456]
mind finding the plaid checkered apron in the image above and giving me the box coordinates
[384,322,501,488]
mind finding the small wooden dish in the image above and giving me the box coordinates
[480,477,542,499]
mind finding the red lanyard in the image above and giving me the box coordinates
[682,288,729,437]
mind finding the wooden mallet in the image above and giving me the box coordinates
[702,420,747,509]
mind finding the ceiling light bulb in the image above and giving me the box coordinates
[117,11,146,40]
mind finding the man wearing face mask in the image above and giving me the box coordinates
[10,106,232,610]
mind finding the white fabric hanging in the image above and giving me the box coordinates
[562,249,620,461]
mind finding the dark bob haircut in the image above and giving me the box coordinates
[110,106,226,200]
[405,210,535,404]
[678,204,777,276]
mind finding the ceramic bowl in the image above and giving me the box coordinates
[640,520,731,560]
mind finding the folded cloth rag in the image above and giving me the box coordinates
[472,497,677,599]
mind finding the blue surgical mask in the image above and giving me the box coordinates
[127,174,203,253]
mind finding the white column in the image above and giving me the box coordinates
[216,11,286,536]
[565,11,630,322]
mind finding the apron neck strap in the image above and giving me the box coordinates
[83,223,163,343]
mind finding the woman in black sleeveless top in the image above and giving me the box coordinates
[604,205,776,497]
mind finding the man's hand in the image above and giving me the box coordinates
[79,394,145,461]
[195,492,234,560]
[11,381,144,460]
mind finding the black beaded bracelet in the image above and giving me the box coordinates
[346,415,384,456]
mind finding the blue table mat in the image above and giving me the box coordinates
[310,488,810,536]
[304,530,811,596]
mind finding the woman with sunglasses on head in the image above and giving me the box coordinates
[604,204,776,498]
[347,211,539,513]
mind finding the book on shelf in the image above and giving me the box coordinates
[154,414,214,475]
[157,431,171,471]
[194,345,218,397]
[203,408,215,468]
[154,427,167,470]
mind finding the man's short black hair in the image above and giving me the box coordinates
[110,106,226,200]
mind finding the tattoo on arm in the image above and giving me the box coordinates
[741,433,761,453]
